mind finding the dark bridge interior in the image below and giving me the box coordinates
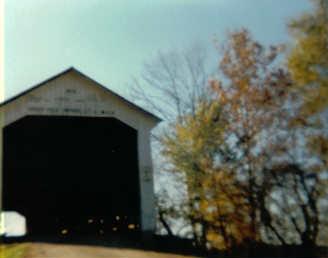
[3,115,141,239]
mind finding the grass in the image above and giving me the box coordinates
[0,244,28,258]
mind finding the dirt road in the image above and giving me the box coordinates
[24,243,198,258]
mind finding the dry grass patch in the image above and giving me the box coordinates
[0,244,28,258]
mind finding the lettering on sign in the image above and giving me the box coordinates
[47,107,59,114]
[63,108,81,114]
[65,89,77,94]
[100,110,115,116]
[28,95,42,103]
[27,105,115,117]
[55,97,69,102]
[28,107,45,113]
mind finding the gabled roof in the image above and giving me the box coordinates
[0,67,161,122]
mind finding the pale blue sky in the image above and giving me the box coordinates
[5,0,312,100]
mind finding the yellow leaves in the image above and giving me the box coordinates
[288,0,328,118]
[288,39,321,86]
[287,1,328,175]
[173,100,225,155]
[162,29,298,251]
[195,169,254,250]
[300,83,328,117]
[207,231,227,250]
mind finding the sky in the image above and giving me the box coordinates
[5,0,313,101]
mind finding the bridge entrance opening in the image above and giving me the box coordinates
[2,115,141,239]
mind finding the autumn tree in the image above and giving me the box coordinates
[287,0,328,170]
[288,0,328,118]
[161,29,294,250]
[209,25,328,249]
[131,3,328,250]
[211,29,293,244]
[162,99,254,250]
[284,0,328,247]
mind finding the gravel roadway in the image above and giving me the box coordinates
[24,243,198,258]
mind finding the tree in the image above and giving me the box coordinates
[131,46,212,123]
[287,0,328,169]
[210,26,327,249]
[264,162,327,247]
[162,29,294,250]
[131,5,328,249]
[162,99,254,250]
[285,0,328,247]
[130,46,215,240]
[210,29,292,247]
[288,0,328,118]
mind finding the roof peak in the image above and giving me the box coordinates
[0,67,162,122]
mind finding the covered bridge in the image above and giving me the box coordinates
[0,67,160,238]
